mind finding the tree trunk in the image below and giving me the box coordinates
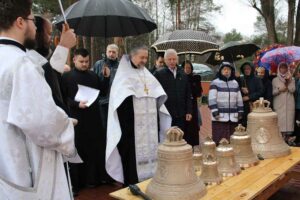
[177,0,181,29]
[295,0,300,45]
[258,0,278,43]
[114,37,125,58]
[90,37,95,65]
[155,0,159,39]
[287,0,296,45]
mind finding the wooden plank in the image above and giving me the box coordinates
[206,148,300,200]
[109,147,300,200]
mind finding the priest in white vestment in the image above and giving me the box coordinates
[0,1,78,199]
[106,46,171,185]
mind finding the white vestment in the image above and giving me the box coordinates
[106,55,171,183]
[0,38,76,200]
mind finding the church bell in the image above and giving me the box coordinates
[247,98,290,159]
[146,127,207,200]
[230,124,259,168]
[216,138,241,177]
[201,136,216,158]
[200,154,222,185]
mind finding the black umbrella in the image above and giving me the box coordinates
[206,41,260,65]
[151,30,219,55]
[55,0,157,37]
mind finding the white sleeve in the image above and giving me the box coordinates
[7,56,76,157]
[50,45,69,74]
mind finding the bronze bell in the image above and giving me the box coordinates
[201,136,216,158]
[146,127,207,200]
[200,154,222,185]
[193,146,202,173]
[247,98,291,159]
[230,124,259,168]
[216,138,241,177]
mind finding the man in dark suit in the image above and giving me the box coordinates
[154,49,192,133]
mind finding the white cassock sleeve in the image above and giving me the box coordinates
[6,56,76,157]
[50,45,69,74]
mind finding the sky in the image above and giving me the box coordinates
[212,0,259,37]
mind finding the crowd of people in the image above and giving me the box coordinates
[208,60,300,146]
[1,1,299,199]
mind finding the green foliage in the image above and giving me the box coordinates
[223,29,243,43]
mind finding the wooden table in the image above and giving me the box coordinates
[110,147,300,200]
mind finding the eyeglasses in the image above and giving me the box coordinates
[23,17,36,24]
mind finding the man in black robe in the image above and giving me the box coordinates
[61,48,109,194]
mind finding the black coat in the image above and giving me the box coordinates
[154,67,192,119]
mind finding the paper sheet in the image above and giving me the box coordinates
[75,84,100,107]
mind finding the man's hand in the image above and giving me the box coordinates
[241,87,249,95]
[70,118,78,126]
[79,101,88,109]
[186,114,192,121]
[102,65,111,77]
[242,96,250,101]
[59,24,77,49]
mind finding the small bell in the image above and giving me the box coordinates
[230,124,259,168]
[146,127,207,200]
[201,136,216,158]
[216,138,241,177]
[193,146,202,173]
[200,154,222,185]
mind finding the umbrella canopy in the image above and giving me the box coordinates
[260,46,300,71]
[55,0,157,37]
[151,30,219,55]
[206,41,260,65]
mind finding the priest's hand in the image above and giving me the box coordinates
[102,65,110,77]
[186,114,192,121]
[59,24,77,49]
[79,101,88,109]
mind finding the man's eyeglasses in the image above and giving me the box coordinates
[23,17,36,24]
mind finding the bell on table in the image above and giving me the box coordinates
[146,127,207,200]
[230,124,259,168]
[201,136,216,158]
[193,146,202,173]
[200,154,222,185]
[247,98,290,158]
[216,138,241,177]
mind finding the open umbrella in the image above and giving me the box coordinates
[206,41,260,65]
[55,0,157,37]
[151,30,219,55]
[260,46,300,71]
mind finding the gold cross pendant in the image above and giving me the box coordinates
[144,84,149,95]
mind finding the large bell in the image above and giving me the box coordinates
[146,127,207,200]
[200,155,222,185]
[201,136,216,158]
[230,124,259,168]
[216,138,241,176]
[247,98,290,158]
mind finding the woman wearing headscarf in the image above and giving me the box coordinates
[208,62,243,145]
[182,60,203,146]
[256,67,273,108]
[272,62,295,144]
[239,62,264,127]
